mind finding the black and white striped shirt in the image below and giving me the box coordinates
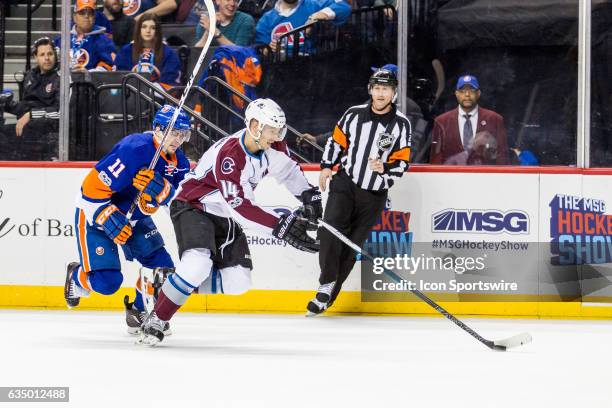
[321,103,412,191]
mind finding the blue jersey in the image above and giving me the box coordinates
[122,0,157,17]
[114,43,181,89]
[78,132,190,223]
[54,26,116,71]
[255,0,351,48]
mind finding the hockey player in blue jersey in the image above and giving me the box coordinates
[255,0,351,54]
[64,104,191,335]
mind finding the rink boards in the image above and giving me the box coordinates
[1,162,612,318]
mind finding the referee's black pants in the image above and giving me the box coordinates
[318,171,387,303]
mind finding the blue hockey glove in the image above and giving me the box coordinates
[94,204,132,245]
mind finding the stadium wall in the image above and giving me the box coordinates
[1,162,612,319]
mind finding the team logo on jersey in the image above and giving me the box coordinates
[133,49,161,81]
[377,132,394,152]
[71,48,90,69]
[96,246,105,256]
[123,0,141,16]
[132,63,161,82]
[221,157,236,175]
[271,23,305,47]
[45,83,53,94]
[164,163,176,176]
[97,170,112,187]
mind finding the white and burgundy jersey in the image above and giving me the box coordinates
[175,130,311,236]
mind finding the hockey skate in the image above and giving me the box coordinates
[124,295,172,336]
[306,281,336,316]
[64,262,88,308]
[137,311,167,346]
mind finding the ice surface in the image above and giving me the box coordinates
[0,310,610,407]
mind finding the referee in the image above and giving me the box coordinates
[306,68,412,315]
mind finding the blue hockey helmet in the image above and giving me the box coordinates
[152,104,191,141]
[152,104,191,143]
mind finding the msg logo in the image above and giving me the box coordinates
[432,209,529,234]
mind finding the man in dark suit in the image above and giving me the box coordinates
[429,74,509,165]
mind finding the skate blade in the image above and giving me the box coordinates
[130,327,172,336]
[135,334,161,347]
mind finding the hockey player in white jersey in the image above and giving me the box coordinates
[138,98,322,345]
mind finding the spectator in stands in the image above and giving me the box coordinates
[0,38,60,160]
[114,13,181,90]
[67,1,113,40]
[429,74,509,165]
[193,0,256,47]
[95,8,114,39]
[54,0,116,72]
[122,0,177,22]
[255,0,351,53]
[103,0,134,49]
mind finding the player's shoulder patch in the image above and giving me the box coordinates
[97,170,113,186]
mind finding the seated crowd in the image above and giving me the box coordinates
[0,0,358,159]
[0,0,555,166]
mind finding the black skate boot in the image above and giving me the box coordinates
[64,262,85,308]
[124,295,145,335]
[306,281,336,316]
[138,311,167,346]
[124,295,172,336]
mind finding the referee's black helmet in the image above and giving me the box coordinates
[368,69,398,88]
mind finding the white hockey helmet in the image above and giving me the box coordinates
[244,98,287,141]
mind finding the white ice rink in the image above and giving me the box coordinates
[0,310,610,407]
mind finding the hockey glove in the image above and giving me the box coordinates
[272,212,320,253]
[133,169,175,206]
[94,204,132,245]
[298,187,322,230]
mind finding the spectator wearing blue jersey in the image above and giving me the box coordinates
[115,14,181,90]
[194,0,256,47]
[255,0,351,53]
[54,0,116,72]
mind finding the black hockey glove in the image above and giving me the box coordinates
[297,187,322,230]
[272,212,320,253]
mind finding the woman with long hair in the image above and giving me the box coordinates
[114,13,181,89]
